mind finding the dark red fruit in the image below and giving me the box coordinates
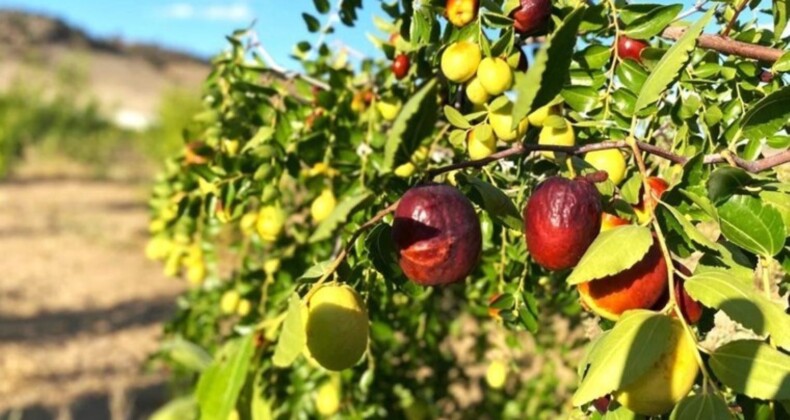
[593,396,611,414]
[651,263,703,324]
[616,36,649,63]
[523,177,602,271]
[392,184,482,286]
[392,54,410,80]
[510,0,551,36]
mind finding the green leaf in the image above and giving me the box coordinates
[622,4,682,39]
[383,79,438,171]
[718,195,785,257]
[150,396,197,420]
[660,203,721,252]
[196,334,254,420]
[760,190,790,231]
[684,270,790,349]
[773,52,790,73]
[251,374,273,420]
[737,85,790,142]
[298,260,333,281]
[302,13,321,32]
[669,394,734,420]
[460,174,523,231]
[309,191,371,242]
[272,294,307,367]
[578,44,612,69]
[567,225,653,285]
[709,340,790,400]
[634,9,714,113]
[616,59,649,93]
[774,0,789,42]
[572,311,672,405]
[313,0,330,14]
[561,86,601,113]
[444,105,471,129]
[364,223,407,284]
[707,167,753,204]
[161,337,213,372]
[602,406,642,420]
[511,6,586,124]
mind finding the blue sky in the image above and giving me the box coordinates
[0,1,383,70]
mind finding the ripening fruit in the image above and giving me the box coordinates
[584,149,627,185]
[257,205,285,242]
[236,299,252,316]
[485,360,508,389]
[465,77,490,105]
[600,212,629,232]
[392,184,482,286]
[523,177,602,271]
[315,380,341,416]
[446,0,478,27]
[477,57,513,95]
[311,189,337,223]
[441,41,482,83]
[634,177,670,223]
[488,102,528,141]
[617,36,649,63]
[394,162,416,178]
[305,284,369,371]
[510,0,551,36]
[527,103,555,126]
[538,123,575,158]
[577,238,668,320]
[467,124,496,160]
[392,54,410,80]
[220,290,241,314]
[615,318,699,415]
[376,97,402,121]
[651,263,703,324]
[240,212,258,236]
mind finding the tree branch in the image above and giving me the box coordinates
[661,26,784,63]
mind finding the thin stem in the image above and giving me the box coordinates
[674,0,709,21]
[721,0,749,38]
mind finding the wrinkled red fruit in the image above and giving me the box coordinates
[392,54,410,80]
[617,36,649,63]
[510,0,551,36]
[651,263,703,324]
[392,184,482,286]
[524,177,602,271]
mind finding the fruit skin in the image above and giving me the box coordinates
[651,263,703,324]
[377,97,402,121]
[615,318,700,415]
[441,41,482,83]
[578,238,668,320]
[523,177,602,271]
[392,184,482,286]
[488,102,528,141]
[617,36,649,63]
[600,212,629,232]
[220,290,240,314]
[510,0,551,36]
[257,205,286,242]
[315,380,341,416]
[236,299,252,316]
[585,149,627,185]
[394,162,416,178]
[634,177,669,223]
[311,189,337,223]
[467,124,496,160]
[538,123,575,158]
[477,57,513,95]
[465,77,490,105]
[446,0,478,27]
[527,103,555,126]
[485,360,508,389]
[392,54,410,80]
[305,284,369,371]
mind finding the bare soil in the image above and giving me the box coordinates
[0,170,185,419]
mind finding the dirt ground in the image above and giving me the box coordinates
[0,169,185,419]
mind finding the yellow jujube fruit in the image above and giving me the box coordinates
[315,380,341,416]
[305,285,369,371]
[186,261,206,285]
[236,299,252,316]
[485,360,508,389]
[376,98,402,121]
[527,103,555,126]
[256,205,285,242]
[145,236,172,261]
[465,77,490,105]
[615,318,700,416]
[477,57,513,95]
[240,212,258,236]
[467,124,496,160]
[584,149,627,185]
[394,162,416,178]
[488,102,528,142]
[311,189,337,223]
[441,41,482,83]
[220,290,241,315]
[263,258,281,275]
[538,123,575,159]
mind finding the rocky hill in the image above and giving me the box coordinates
[0,10,211,129]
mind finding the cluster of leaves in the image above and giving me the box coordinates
[147,0,789,419]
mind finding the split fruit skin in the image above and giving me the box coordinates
[615,318,700,415]
[510,0,551,36]
[617,36,649,63]
[523,177,602,271]
[305,284,369,371]
[578,238,668,321]
[392,184,482,286]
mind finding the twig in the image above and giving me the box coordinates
[722,0,749,38]
[661,26,784,62]
[247,30,331,91]
[674,0,709,21]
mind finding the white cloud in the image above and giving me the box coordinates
[159,2,254,22]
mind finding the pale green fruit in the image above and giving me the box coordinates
[256,205,285,242]
[538,123,575,158]
[311,189,336,223]
[584,148,627,185]
[477,57,513,95]
[488,102,528,142]
[465,77,490,105]
[305,285,369,371]
[527,104,555,126]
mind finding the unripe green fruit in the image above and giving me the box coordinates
[305,285,369,371]
[538,123,575,158]
[488,102,528,141]
[465,77,490,105]
[441,41,481,83]
[477,57,513,95]
[584,149,627,185]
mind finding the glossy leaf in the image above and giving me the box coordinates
[738,85,790,142]
[309,191,371,243]
[669,394,733,420]
[383,79,438,171]
[622,4,682,39]
[567,225,653,285]
[196,334,254,420]
[718,195,785,257]
[272,294,307,367]
[460,174,523,231]
[710,340,790,400]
